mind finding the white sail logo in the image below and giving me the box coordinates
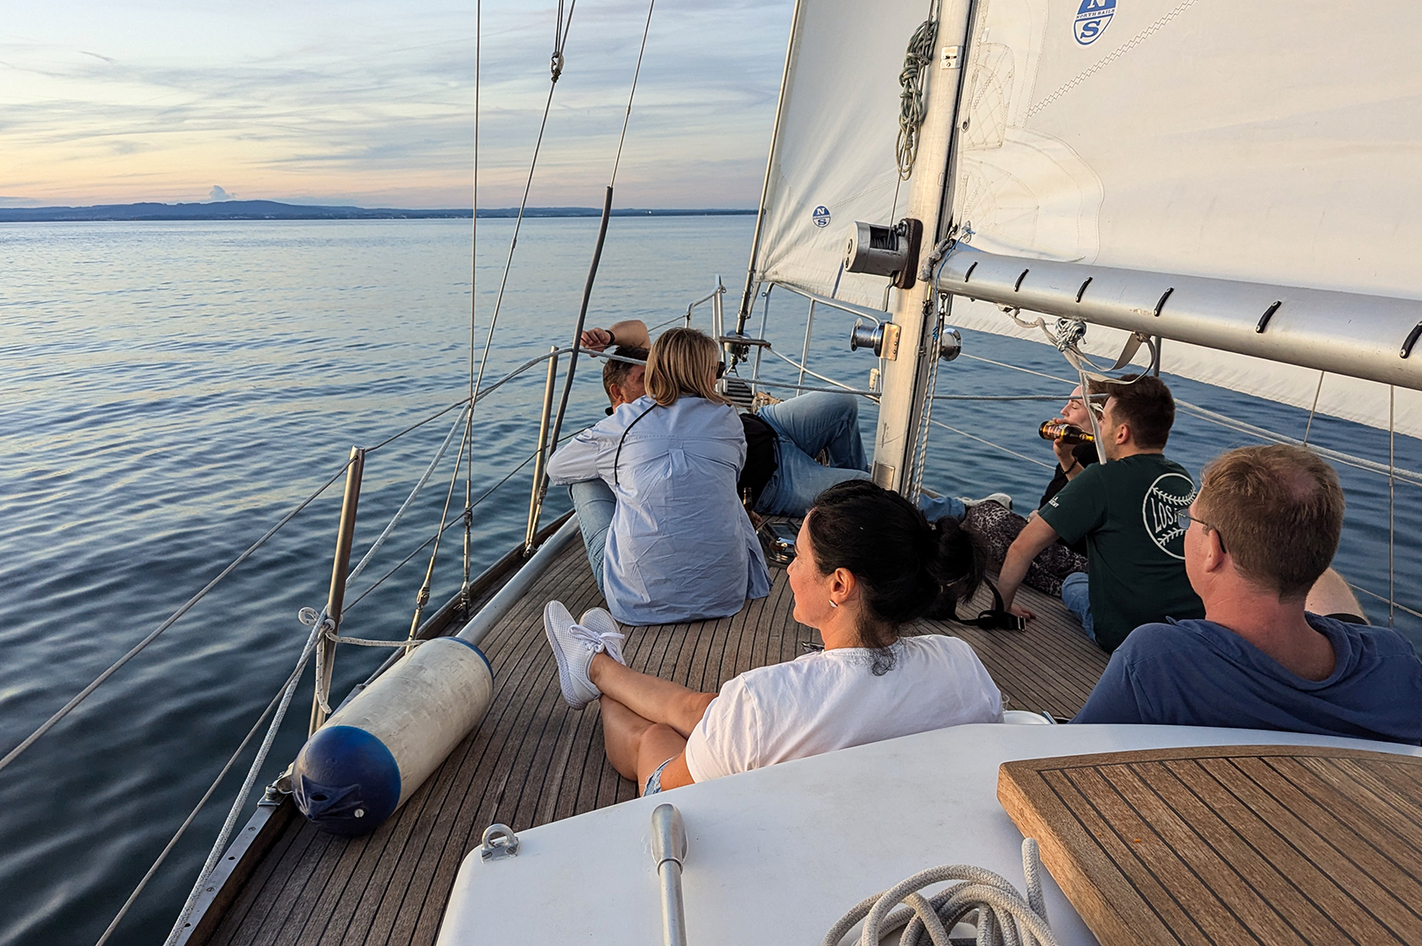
[811,205,831,228]
[1074,0,1116,45]
[1142,472,1195,560]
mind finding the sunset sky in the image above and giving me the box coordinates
[0,0,792,209]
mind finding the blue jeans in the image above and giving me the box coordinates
[755,393,871,516]
[569,479,616,596]
[916,491,967,523]
[1061,571,1095,642]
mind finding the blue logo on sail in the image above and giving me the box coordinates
[811,205,831,228]
[1074,0,1115,45]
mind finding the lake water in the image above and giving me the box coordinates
[1,216,1418,945]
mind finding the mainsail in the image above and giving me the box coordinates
[750,0,935,311]
[750,0,1422,437]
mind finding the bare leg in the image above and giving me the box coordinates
[589,653,717,738]
[1305,567,1367,623]
[599,696,689,791]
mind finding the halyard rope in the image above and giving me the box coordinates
[897,18,939,180]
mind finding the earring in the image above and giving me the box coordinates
[829,600,839,608]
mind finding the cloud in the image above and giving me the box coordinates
[209,185,233,201]
[0,0,795,208]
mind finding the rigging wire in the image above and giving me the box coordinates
[468,0,579,404]
[341,429,585,615]
[1302,370,1324,444]
[164,616,328,945]
[95,680,288,946]
[0,459,352,777]
[1390,385,1396,627]
[404,418,473,650]
[929,417,1055,470]
[541,0,659,492]
[463,0,483,606]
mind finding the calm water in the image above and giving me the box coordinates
[1,217,1418,945]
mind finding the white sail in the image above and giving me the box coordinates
[753,0,1422,436]
[948,0,1422,436]
[751,0,935,311]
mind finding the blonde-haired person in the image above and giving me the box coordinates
[548,327,770,625]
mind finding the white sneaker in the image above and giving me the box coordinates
[959,492,1013,512]
[543,600,607,709]
[579,608,627,666]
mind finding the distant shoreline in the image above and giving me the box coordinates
[0,200,757,223]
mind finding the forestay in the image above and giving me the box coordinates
[751,0,935,311]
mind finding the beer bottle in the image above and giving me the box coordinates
[1038,420,1095,445]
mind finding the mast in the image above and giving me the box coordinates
[870,0,976,491]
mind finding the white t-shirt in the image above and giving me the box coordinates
[683,635,1003,783]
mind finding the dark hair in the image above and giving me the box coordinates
[601,345,648,403]
[1101,373,1175,449]
[806,480,983,674]
[1197,444,1344,599]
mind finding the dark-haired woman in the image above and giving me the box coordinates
[541,480,1003,795]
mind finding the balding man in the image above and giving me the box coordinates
[1075,444,1422,744]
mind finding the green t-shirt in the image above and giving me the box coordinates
[1038,453,1205,652]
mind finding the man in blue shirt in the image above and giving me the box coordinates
[1074,444,1422,744]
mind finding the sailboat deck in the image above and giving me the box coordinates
[203,535,1109,946]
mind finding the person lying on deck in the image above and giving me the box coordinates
[547,327,770,625]
[1074,444,1422,744]
[996,374,1205,651]
[540,480,1004,795]
[584,319,873,517]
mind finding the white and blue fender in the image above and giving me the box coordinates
[292,636,493,836]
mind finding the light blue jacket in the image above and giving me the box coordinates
[548,395,771,625]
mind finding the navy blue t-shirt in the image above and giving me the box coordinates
[1073,614,1422,745]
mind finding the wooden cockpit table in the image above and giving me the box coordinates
[999,744,1422,946]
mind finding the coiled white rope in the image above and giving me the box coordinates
[822,839,1059,946]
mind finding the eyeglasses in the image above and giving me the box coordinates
[1176,508,1227,551]
[716,361,727,379]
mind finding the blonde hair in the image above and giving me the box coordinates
[645,328,726,407]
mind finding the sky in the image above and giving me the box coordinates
[0,0,793,209]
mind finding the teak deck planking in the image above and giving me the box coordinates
[998,745,1422,946]
[204,536,1108,946]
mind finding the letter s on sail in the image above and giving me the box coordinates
[1074,0,1116,46]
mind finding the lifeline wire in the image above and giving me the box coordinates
[96,679,289,945]
[0,458,352,777]
[165,615,328,944]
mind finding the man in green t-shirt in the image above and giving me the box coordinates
[997,374,1204,652]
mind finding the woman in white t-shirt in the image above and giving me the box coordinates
[542,479,1004,795]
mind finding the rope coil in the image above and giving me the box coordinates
[822,839,1058,946]
[897,18,939,180]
